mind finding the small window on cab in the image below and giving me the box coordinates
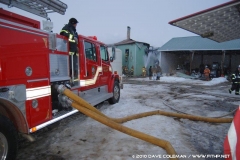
[100,46,109,61]
[84,41,97,61]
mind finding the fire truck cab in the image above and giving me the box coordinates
[0,1,121,159]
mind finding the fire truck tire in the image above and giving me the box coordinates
[108,81,120,104]
[0,115,18,160]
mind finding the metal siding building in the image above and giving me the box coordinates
[159,36,240,51]
[158,36,240,75]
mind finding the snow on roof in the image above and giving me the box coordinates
[114,38,150,47]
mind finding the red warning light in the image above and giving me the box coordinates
[88,36,97,40]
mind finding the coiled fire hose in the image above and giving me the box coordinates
[56,85,233,160]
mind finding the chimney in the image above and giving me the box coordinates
[127,26,131,40]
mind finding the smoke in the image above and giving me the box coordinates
[144,50,160,68]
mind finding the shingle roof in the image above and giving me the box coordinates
[114,38,150,47]
[158,36,240,51]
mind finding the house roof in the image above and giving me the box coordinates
[169,0,240,42]
[158,36,240,51]
[114,38,150,47]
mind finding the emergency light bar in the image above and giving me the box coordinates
[0,0,67,19]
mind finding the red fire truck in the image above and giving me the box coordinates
[0,0,121,159]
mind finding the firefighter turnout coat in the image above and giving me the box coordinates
[231,69,240,83]
[204,68,210,76]
[60,23,78,55]
[229,69,240,95]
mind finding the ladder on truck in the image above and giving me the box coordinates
[0,0,67,18]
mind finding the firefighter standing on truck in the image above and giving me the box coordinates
[229,65,240,95]
[60,18,79,81]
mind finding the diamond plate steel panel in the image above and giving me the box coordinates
[50,53,69,82]
[0,84,26,117]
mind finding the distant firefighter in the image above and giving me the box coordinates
[149,66,152,80]
[156,65,162,80]
[123,66,128,76]
[142,66,146,77]
[129,66,134,77]
[229,65,240,95]
[204,65,210,81]
[152,66,157,80]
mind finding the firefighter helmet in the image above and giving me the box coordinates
[205,65,208,68]
[69,18,78,24]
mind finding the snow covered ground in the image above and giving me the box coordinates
[17,77,239,160]
[129,76,229,86]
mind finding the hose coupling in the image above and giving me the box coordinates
[55,84,65,94]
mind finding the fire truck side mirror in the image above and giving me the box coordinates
[110,57,113,62]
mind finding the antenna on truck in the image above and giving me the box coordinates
[0,0,68,19]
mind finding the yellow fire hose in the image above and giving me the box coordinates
[61,87,233,123]
[57,85,233,160]
[71,102,177,159]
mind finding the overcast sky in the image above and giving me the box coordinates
[1,0,229,47]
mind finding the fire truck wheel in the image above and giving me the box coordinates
[0,115,18,160]
[108,81,120,104]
